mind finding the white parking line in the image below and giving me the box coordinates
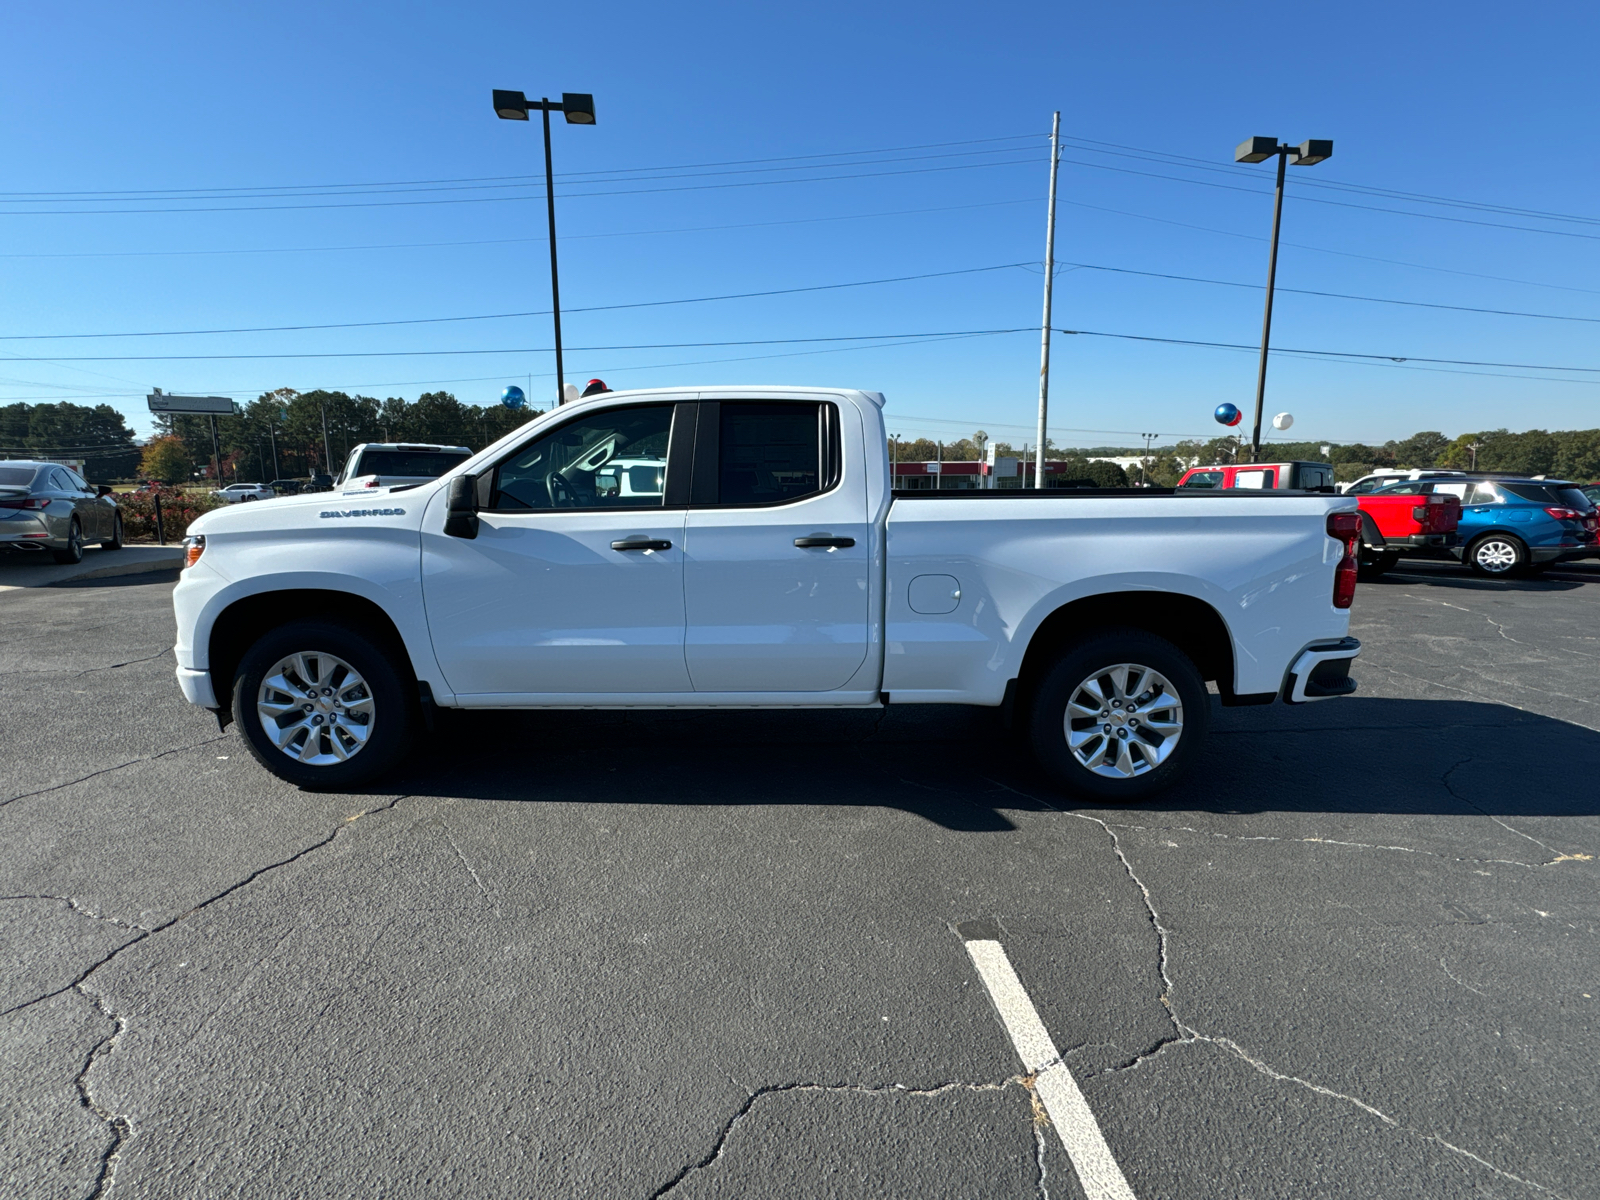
[962,931,1138,1200]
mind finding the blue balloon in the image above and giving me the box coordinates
[501,385,526,410]
[1214,402,1242,427]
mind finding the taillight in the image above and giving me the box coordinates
[183,535,206,568]
[1545,507,1583,521]
[0,496,50,510]
[1327,511,1360,609]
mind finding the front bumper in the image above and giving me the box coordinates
[176,666,219,709]
[1283,637,1361,703]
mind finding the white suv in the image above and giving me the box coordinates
[1341,468,1465,495]
[210,483,275,503]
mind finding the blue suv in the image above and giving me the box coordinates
[1370,476,1598,576]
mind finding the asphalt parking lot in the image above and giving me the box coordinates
[3,560,1597,1199]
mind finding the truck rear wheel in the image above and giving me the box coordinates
[232,620,413,790]
[1357,548,1399,579]
[1029,629,1209,802]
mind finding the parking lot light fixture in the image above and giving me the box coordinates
[1236,135,1333,463]
[493,86,597,406]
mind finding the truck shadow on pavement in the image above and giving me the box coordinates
[398,696,1600,830]
[1369,561,1600,594]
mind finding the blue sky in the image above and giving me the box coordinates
[3,0,1596,449]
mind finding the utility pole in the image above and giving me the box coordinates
[319,396,332,474]
[1034,111,1062,488]
[207,414,222,483]
[1140,432,1158,486]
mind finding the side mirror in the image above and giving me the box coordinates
[443,474,480,540]
[97,484,113,497]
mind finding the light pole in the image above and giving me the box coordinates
[890,434,899,489]
[1234,136,1333,463]
[494,89,596,407]
[1140,432,1158,486]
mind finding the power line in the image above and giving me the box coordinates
[1059,261,1600,324]
[0,197,1045,261]
[0,263,1032,341]
[0,155,1045,217]
[1053,327,1600,375]
[0,328,1040,362]
[1057,135,1600,228]
[0,143,1045,206]
[1054,155,1600,243]
[1056,196,1600,296]
[0,134,1044,200]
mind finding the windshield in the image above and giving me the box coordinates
[352,450,470,479]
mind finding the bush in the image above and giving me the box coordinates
[115,487,222,541]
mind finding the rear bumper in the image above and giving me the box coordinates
[1283,637,1360,704]
[1398,532,1458,549]
[176,666,219,709]
[1530,542,1596,563]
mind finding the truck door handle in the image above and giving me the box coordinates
[794,536,855,548]
[611,538,672,552]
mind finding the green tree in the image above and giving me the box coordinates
[1389,431,1449,468]
[140,435,194,484]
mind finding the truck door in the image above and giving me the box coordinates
[682,400,872,692]
[421,401,693,696]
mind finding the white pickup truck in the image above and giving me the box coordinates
[172,387,1362,799]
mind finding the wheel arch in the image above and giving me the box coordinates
[1016,590,1241,709]
[209,589,419,717]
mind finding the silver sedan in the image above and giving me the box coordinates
[0,461,122,564]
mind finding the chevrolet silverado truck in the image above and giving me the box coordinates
[171,387,1363,800]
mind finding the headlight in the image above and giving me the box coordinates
[183,534,206,568]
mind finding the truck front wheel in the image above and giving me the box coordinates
[1028,629,1209,802]
[232,620,413,790]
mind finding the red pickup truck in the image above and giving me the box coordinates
[1355,491,1460,577]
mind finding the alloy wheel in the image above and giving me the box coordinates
[1064,662,1184,778]
[1473,538,1519,574]
[256,651,376,765]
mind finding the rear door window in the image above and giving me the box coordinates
[1233,468,1274,490]
[1467,483,1503,504]
[708,403,830,506]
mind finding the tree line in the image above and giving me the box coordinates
[144,389,545,483]
[5,398,1599,486]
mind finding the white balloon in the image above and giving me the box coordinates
[1272,412,1294,430]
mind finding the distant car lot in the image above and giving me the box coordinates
[1,559,1595,1199]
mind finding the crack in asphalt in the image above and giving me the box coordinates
[1441,758,1588,862]
[0,894,151,932]
[984,777,1572,1198]
[29,793,413,1198]
[647,1078,1027,1199]
[73,987,131,1200]
[1092,819,1585,872]
[76,648,173,676]
[0,734,232,810]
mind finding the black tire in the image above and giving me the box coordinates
[51,518,84,565]
[1357,548,1400,579]
[1465,532,1527,577]
[232,620,414,790]
[1028,628,1210,802]
[102,512,122,550]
